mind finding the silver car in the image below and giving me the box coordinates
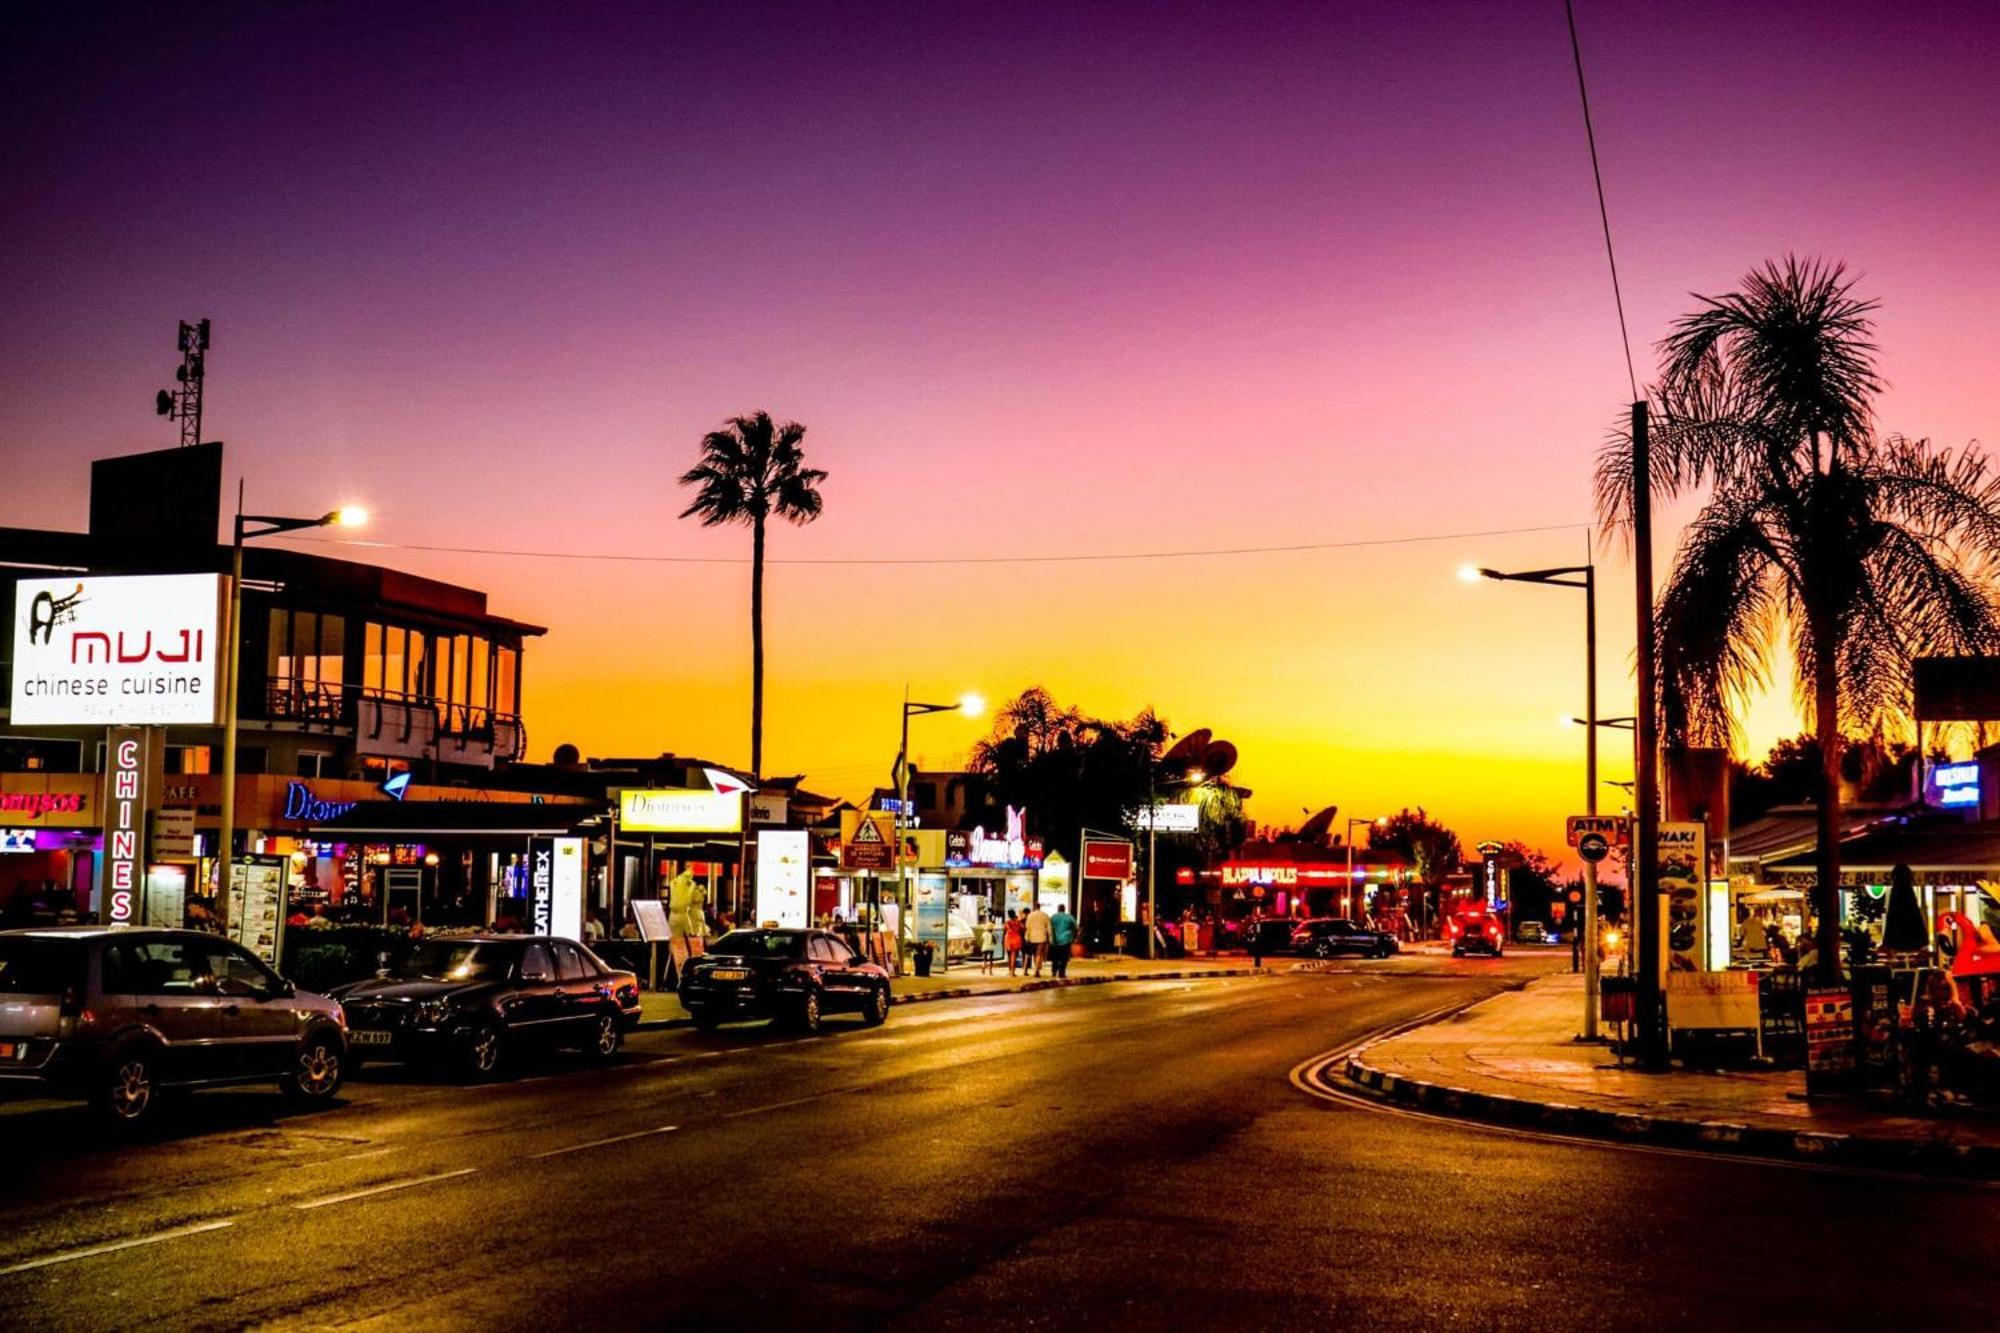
[0,926,348,1126]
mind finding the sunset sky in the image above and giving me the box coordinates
[4,2,1997,856]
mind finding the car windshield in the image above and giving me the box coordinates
[397,942,512,982]
[0,938,79,995]
[706,930,805,959]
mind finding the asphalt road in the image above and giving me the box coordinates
[3,950,1993,1331]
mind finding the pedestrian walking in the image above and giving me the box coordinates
[1004,910,1025,977]
[1049,901,1078,978]
[1025,903,1053,976]
[1248,909,1265,969]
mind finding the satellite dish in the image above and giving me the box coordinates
[1297,806,1339,843]
[1200,740,1238,780]
[1162,729,1211,768]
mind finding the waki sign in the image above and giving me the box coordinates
[11,574,225,726]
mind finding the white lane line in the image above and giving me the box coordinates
[328,1146,397,1165]
[0,1219,236,1275]
[529,1125,679,1160]
[292,1168,478,1210]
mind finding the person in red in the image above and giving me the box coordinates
[1003,910,1025,978]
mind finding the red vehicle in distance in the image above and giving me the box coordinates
[1447,908,1506,958]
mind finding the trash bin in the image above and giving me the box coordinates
[1600,975,1636,1025]
[912,942,935,977]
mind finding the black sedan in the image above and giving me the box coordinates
[333,936,641,1076]
[679,928,892,1034]
[1290,917,1400,960]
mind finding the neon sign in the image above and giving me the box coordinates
[1931,761,1980,808]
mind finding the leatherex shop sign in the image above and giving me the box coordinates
[10,574,225,725]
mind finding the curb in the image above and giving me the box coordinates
[633,966,1271,1032]
[1338,1049,2000,1181]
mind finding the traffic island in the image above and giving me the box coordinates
[1339,972,2000,1180]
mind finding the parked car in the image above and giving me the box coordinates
[0,926,347,1126]
[1514,920,1548,944]
[1241,918,1300,956]
[679,928,893,1033]
[1290,918,1399,960]
[332,936,640,1076]
[1448,910,1506,957]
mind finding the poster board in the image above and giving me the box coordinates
[915,872,950,952]
[228,855,288,968]
[630,898,671,943]
[1667,969,1760,1031]
[1658,822,1706,976]
[1804,986,1856,1096]
[756,829,811,928]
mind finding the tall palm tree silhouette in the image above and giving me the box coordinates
[679,411,828,778]
[1600,258,2000,977]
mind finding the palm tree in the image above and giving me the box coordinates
[1598,258,2000,978]
[679,411,827,778]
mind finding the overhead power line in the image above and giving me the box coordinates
[1564,0,1640,401]
[276,521,1597,569]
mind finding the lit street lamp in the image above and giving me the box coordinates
[1463,559,1605,1038]
[216,497,366,923]
[893,690,982,973]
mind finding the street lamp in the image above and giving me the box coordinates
[1345,816,1385,919]
[215,497,366,924]
[893,690,981,973]
[1465,560,1603,1038]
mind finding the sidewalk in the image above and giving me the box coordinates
[1347,971,2000,1176]
[636,953,1271,1028]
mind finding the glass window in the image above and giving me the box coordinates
[289,610,317,684]
[706,930,806,959]
[467,638,489,723]
[103,939,206,995]
[316,613,345,691]
[201,942,281,998]
[266,607,291,682]
[364,623,383,692]
[519,943,555,980]
[384,626,408,696]
[552,941,588,982]
[0,938,81,995]
[809,937,844,964]
[396,942,511,981]
[406,630,427,699]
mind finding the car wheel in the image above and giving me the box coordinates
[688,1005,722,1032]
[95,1044,161,1127]
[861,984,890,1026]
[1374,940,1391,959]
[795,987,824,1035]
[587,1011,621,1059]
[282,1032,344,1104]
[466,1022,507,1078]
[1313,940,1335,960]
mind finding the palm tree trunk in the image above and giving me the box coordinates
[750,513,765,779]
[1811,624,1843,982]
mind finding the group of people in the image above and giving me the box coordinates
[990,902,1078,978]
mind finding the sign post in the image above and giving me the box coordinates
[1567,814,1630,1042]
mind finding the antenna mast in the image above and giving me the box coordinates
[154,318,211,447]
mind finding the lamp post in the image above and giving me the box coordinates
[894,689,982,974]
[1142,763,1206,959]
[215,493,366,925]
[1344,816,1384,919]
[1462,559,1600,1036]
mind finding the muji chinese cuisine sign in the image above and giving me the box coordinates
[10,574,226,725]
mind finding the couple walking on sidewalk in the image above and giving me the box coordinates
[1005,902,1079,978]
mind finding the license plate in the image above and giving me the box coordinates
[350,1029,393,1046]
[709,968,749,981]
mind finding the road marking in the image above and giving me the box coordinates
[1288,1021,2000,1191]
[529,1125,679,1160]
[0,1219,236,1275]
[292,1168,478,1210]
[327,1146,398,1165]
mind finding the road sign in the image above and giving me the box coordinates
[1565,814,1630,848]
[840,809,895,870]
[1577,832,1611,863]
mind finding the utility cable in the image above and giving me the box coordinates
[1564,0,1640,401]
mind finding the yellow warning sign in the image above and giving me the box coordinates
[840,809,896,870]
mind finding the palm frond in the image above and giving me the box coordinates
[1653,490,1780,748]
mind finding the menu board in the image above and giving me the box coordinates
[630,898,672,943]
[228,855,288,968]
[1804,986,1856,1096]
[914,873,950,952]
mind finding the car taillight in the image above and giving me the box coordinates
[1487,923,1501,937]
[1446,920,1461,935]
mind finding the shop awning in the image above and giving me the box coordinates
[1764,817,2000,885]
[306,800,595,838]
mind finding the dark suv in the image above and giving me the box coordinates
[0,927,348,1126]
[1290,918,1400,960]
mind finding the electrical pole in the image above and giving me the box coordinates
[1630,399,1667,1067]
[156,319,211,447]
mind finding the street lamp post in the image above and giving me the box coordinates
[1463,559,1600,1037]
[215,492,366,925]
[1344,816,1383,919]
[894,690,982,974]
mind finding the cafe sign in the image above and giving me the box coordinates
[619,787,742,834]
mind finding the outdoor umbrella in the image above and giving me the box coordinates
[1881,863,1930,952]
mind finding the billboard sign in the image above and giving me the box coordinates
[551,836,585,941]
[1082,839,1133,880]
[1129,803,1199,832]
[101,727,161,925]
[527,838,556,936]
[756,829,811,928]
[11,574,225,725]
[1658,821,1707,975]
[1927,761,1981,809]
[619,787,742,833]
